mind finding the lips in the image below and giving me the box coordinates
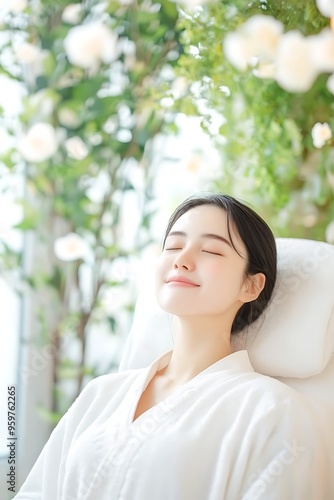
[166,276,200,286]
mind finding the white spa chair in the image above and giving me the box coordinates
[119,238,334,490]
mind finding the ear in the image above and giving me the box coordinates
[239,273,266,303]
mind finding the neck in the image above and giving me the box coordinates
[160,316,232,385]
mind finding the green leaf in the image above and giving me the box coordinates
[107,316,117,333]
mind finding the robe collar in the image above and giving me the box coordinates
[142,349,254,391]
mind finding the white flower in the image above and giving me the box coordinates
[325,220,334,244]
[54,233,88,261]
[62,4,82,24]
[171,76,188,98]
[316,0,334,17]
[327,73,334,94]
[116,129,132,143]
[6,0,27,13]
[311,122,332,148]
[65,136,89,160]
[64,22,118,69]
[19,123,57,163]
[14,42,41,64]
[241,15,283,61]
[58,108,82,128]
[253,61,276,79]
[223,15,283,71]
[309,28,334,73]
[13,43,46,84]
[224,32,253,71]
[85,170,111,203]
[275,31,319,92]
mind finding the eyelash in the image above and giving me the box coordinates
[204,251,222,256]
[165,248,222,256]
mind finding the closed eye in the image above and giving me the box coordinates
[202,250,223,256]
[165,248,181,251]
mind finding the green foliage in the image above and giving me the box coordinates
[174,0,334,238]
[0,0,183,418]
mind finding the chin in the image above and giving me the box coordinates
[156,297,199,316]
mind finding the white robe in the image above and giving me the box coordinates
[14,350,331,500]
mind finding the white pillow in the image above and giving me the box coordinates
[233,238,334,377]
[120,238,334,378]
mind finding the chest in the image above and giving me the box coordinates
[132,376,178,422]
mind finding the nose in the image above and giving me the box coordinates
[173,247,195,271]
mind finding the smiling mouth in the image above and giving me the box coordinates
[166,280,199,287]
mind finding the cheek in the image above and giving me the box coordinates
[204,261,228,280]
[205,261,245,290]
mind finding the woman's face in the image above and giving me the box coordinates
[155,205,254,319]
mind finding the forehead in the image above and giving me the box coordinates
[169,205,246,254]
[171,205,229,233]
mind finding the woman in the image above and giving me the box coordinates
[15,194,327,499]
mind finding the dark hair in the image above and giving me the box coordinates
[162,193,277,334]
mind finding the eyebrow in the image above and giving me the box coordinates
[166,231,232,248]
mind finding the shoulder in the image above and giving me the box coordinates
[216,350,310,413]
[214,367,316,426]
[81,366,144,397]
[242,370,311,406]
[66,367,145,416]
[235,371,319,431]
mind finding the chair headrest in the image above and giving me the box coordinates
[120,238,334,378]
[232,238,334,377]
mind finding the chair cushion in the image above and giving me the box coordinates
[232,238,334,377]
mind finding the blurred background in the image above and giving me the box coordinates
[1,0,334,495]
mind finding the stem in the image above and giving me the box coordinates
[74,159,121,397]
[75,311,90,397]
[50,327,61,413]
